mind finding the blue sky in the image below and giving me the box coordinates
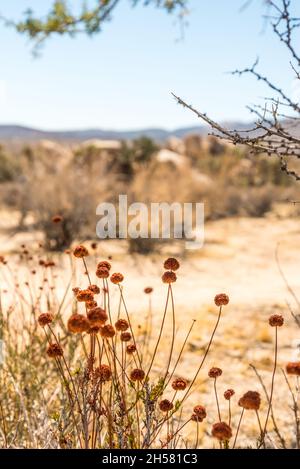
[0,0,297,130]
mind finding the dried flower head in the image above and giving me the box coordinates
[115,319,129,331]
[110,273,124,284]
[224,389,235,400]
[212,422,232,441]
[238,391,261,410]
[286,362,300,376]
[97,261,111,271]
[171,378,187,391]
[52,215,63,224]
[126,344,137,354]
[96,267,110,279]
[162,271,177,284]
[159,399,174,412]
[193,405,207,420]
[38,313,53,327]
[95,364,112,382]
[100,324,116,339]
[144,287,153,294]
[269,314,284,327]
[73,245,89,258]
[72,287,80,295]
[86,300,98,309]
[87,307,108,326]
[163,257,180,271]
[47,343,63,358]
[214,293,229,307]
[130,368,145,382]
[120,332,132,342]
[208,367,222,379]
[67,314,90,333]
[76,289,94,302]
[87,325,101,334]
[88,284,100,295]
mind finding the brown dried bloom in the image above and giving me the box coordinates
[73,245,89,258]
[238,391,261,410]
[87,325,101,334]
[126,344,137,354]
[52,215,63,224]
[144,287,153,294]
[130,368,145,382]
[72,287,80,295]
[38,313,53,327]
[212,422,232,441]
[95,364,112,382]
[88,284,100,295]
[100,324,116,338]
[163,258,180,271]
[110,273,124,284]
[224,389,235,400]
[193,405,207,420]
[47,343,63,358]
[97,261,111,271]
[96,267,110,279]
[162,271,177,284]
[76,289,94,302]
[67,314,90,334]
[86,300,98,309]
[87,307,108,326]
[171,378,187,391]
[191,414,204,422]
[286,362,300,376]
[208,367,222,379]
[269,314,284,327]
[159,399,174,412]
[214,293,229,307]
[120,332,132,342]
[115,319,129,331]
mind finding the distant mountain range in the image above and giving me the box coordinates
[0,122,253,143]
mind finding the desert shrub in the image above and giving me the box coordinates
[0,146,20,182]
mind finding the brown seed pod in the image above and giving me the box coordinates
[115,319,129,331]
[96,267,110,279]
[224,389,235,400]
[212,422,232,441]
[171,378,187,391]
[73,245,89,258]
[87,307,108,326]
[76,289,94,302]
[269,314,284,327]
[86,300,98,309]
[126,344,137,354]
[163,257,180,271]
[47,343,63,358]
[162,271,177,284]
[191,413,204,422]
[110,273,124,284]
[97,261,112,271]
[159,399,174,412]
[238,391,261,410]
[208,367,222,379]
[88,284,100,295]
[67,314,90,333]
[120,332,132,342]
[87,325,101,334]
[286,362,300,376]
[214,293,229,306]
[100,324,116,338]
[144,287,153,294]
[193,405,207,420]
[130,368,145,382]
[94,364,112,382]
[38,313,53,327]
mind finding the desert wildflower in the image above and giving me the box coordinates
[269,314,284,327]
[212,422,232,441]
[110,273,124,284]
[96,267,110,279]
[144,287,153,294]
[163,258,180,271]
[208,367,222,379]
[115,319,129,331]
[95,364,112,382]
[47,343,63,358]
[120,332,132,342]
[76,289,94,302]
[159,399,174,412]
[130,368,145,382]
[38,313,53,327]
[67,314,90,334]
[97,261,111,271]
[162,271,177,284]
[238,391,261,410]
[100,324,116,338]
[224,389,235,400]
[87,307,108,326]
[73,245,89,258]
[171,378,187,391]
[214,294,229,307]
[88,284,100,295]
[286,362,300,376]
[126,344,137,354]
[193,405,207,420]
[86,300,98,309]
